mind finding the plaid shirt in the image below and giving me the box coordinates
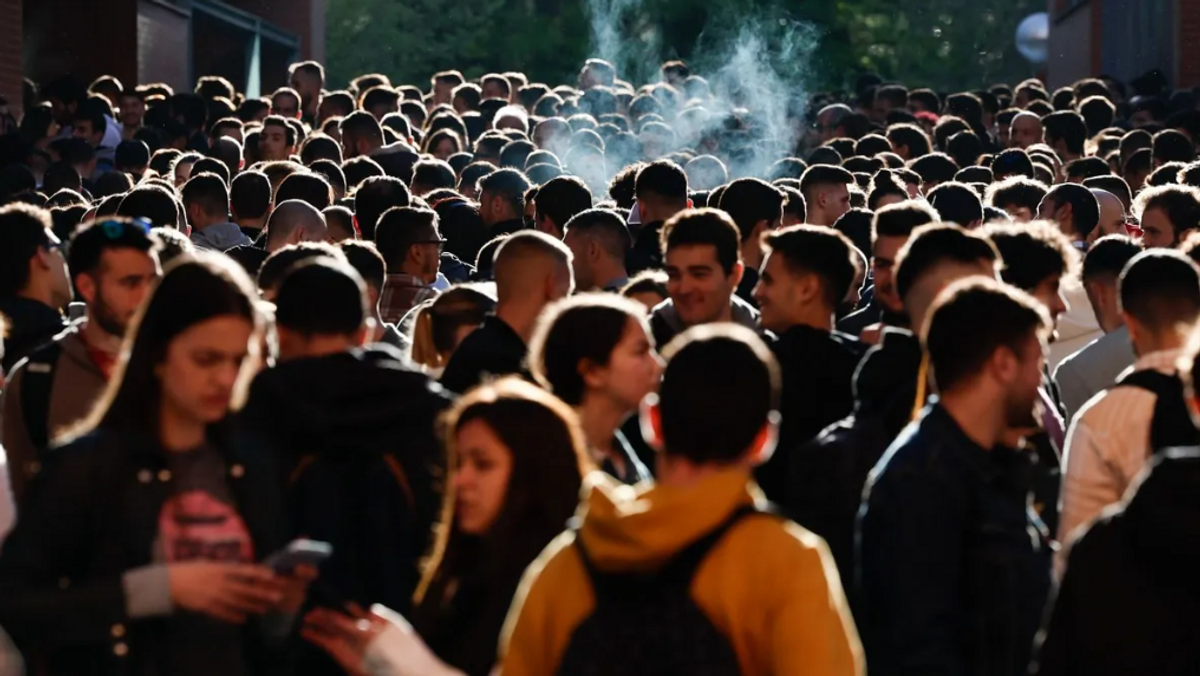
[380,274,437,323]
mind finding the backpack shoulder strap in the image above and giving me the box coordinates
[1114,369,1200,453]
[1117,368,1176,394]
[20,340,63,453]
[662,504,770,582]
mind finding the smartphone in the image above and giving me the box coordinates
[263,539,332,574]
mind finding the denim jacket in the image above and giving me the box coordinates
[856,401,1052,676]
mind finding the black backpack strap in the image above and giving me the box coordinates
[1117,368,1177,394]
[1115,369,1200,453]
[20,340,63,453]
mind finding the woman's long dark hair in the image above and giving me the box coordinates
[413,377,592,633]
[70,252,261,442]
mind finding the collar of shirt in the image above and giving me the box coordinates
[190,222,251,252]
[385,273,428,289]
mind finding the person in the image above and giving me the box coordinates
[502,324,863,676]
[440,231,573,394]
[259,115,296,162]
[1058,249,1200,562]
[649,208,760,347]
[182,172,252,251]
[303,378,591,676]
[799,164,854,227]
[718,177,785,305]
[751,225,864,505]
[339,111,420,183]
[1038,186,1104,365]
[1053,235,1143,419]
[374,207,444,323]
[238,259,451,657]
[2,217,160,503]
[1031,341,1200,675]
[1043,110,1087,163]
[0,204,70,372]
[837,200,937,339]
[629,160,689,275]
[409,286,496,375]
[813,103,854,145]
[926,181,984,229]
[289,61,325,121]
[529,294,659,484]
[986,176,1048,222]
[1133,184,1200,249]
[561,208,632,292]
[1009,112,1044,149]
[532,175,592,239]
[477,169,532,237]
[857,277,1054,676]
[1038,183,1101,247]
[265,200,329,252]
[231,170,273,239]
[354,175,412,241]
[337,240,409,350]
[0,254,314,675]
[1088,188,1127,244]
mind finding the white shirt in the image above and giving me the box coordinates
[1057,348,1182,571]
[1048,282,1102,368]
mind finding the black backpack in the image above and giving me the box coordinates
[554,505,764,676]
[1116,369,1200,453]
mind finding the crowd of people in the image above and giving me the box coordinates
[0,54,1199,676]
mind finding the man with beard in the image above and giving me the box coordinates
[2,218,160,501]
[857,278,1054,676]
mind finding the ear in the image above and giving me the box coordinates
[587,239,603,262]
[75,273,96,305]
[579,358,606,391]
[639,396,664,452]
[1122,311,1142,344]
[991,344,1020,384]
[744,415,780,467]
[730,260,745,289]
[796,272,821,304]
[355,320,374,347]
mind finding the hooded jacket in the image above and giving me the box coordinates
[500,469,864,676]
[649,294,761,349]
[1033,447,1200,676]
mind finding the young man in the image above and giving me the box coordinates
[562,208,632,292]
[1038,186,1105,364]
[288,61,325,121]
[1009,111,1044,149]
[2,218,158,502]
[533,176,592,240]
[1043,111,1087,163]
[858,277,1054,676]
[1053,236,1143,419]
[1088,188,1127,244]
[118,88,145,140]
[239,259,451,622]
[799,165,854,227]
[230,170,273,239]
[1058,250,1200,557]
[752,225,864,504]
[338,239,410,351]
[718,177,785,305]
[1133,184,1200,249]
[0,205,70,373]
[629,160,689,275]
[650,209,760,347]
[478,169,533,237]
[339,111,420,183]
[927,181,984,229]
[1038,184,1101,247]
[501,325,863,676]
[374,207,443,323]
[440,231,573,394]
[265,200,330,253]
[259,115,296,162]
[270,87,302,119]
[354,176,412,241]
[985,176,1048,222]
[181,172,251,251]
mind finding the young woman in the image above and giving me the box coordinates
[304,377,590,676]
[0,253,312,676]
[529,294,662,484]
[422,129,464,162]
[409,285,495,374]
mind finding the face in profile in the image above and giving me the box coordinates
[158,315,254,425]
[453,419,514,535]
[1003,333,1047,429]
[583,318,662,412]
[664,243,739,328]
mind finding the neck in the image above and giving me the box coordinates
[399,264,430,284]
[787,304,834,332]
[195,216,226,231]
[937,387,1006,450]
[1135,330,1186,358]
[578,395,627,457]
[81,316,123,353]
[280,333,355,361]
[1100,307,1124,334]
[655,454,748,487]
[236,217,266,232]
[593,260,628,290]
[159,401,208,452]
[496,302,540,342]
[741,242,764,271]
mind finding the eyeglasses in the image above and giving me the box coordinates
[99,217,152,239]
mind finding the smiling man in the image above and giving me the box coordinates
[649,209,760,348]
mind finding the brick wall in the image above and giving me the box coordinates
[1180,0,1200,87]
[137,0,191,89]
[24,0,139,90]
[0,0,23,112]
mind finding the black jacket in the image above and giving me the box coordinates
[754,325,863,504]
[0,296,66,372]
[0,428,289,676]
[489,218,528,238]
[440,315,528,395]
[857,402,1052,676]
[836,299,880,338]
[238,347,452,615]
[1032,448,1200,676]
[627,220,664,276]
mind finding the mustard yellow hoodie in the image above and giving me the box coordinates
[499,468,864,676]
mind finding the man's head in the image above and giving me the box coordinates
[115,139,151,176]
[1009,112,1044,149]
[1119,249,1200,356]
[981,221,1080,334]
[1038,183,1101,242]
[894,223,1001,329]
[754,225,856,334]
[43,75,87,126]
[1089,188,1127,244]
[338,239,386,309]
[374,207,443,283]
[873,85,909,122]
[259,115,297,162]
[660,209,744,328]
[885,123,932,160]
[67,218,161,338]
[985,176,1048,222]
[276,172,334,210]
[481,74,513,102]
[257,242,348,299]
[562,208,631,291]
[635,160,689,224]
[799,164,854,226]
[71,98,108,148]
[288,61,326,112]
[493,230,574,308]
[478,169,532,227]
[1133,184,1200,249]
[338,111,385,160]
[923,278,1049,428]
[814,104,852,145]
[1081,234,1143,332]
[1153,129,1196,168]
[909,152,959,192]
[718,178,786,263]
[181,172,230,230]
[265,199,329,252]
[117,185,183,230]
[0,204,71,309]
[354,175,411,240]
[579,59,617,90]
[1084,175,1134,211]
[646,324,780,467]
[270,87,302,119]
[534,176,593,239]
[273,258,369,360]
[927,181,984,229]
[431,71,465,106]
[1042,111,1088,160]
[870,200,939,314]
[230,170,271,224]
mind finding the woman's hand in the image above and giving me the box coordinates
[275,564,319,614]
[168,562,284,624]
[302,604,388,676]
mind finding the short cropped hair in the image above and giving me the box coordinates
[872,200,938,241]
[718,178,785,243]
[927,181,984,226]
[1082,234,1142,283]
[660,208,742,275]
[1119,249,1200,332]
[762,225,857,308]
[981,220,1080,292]
[274,259,367,336]
[894,223,1001,301]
